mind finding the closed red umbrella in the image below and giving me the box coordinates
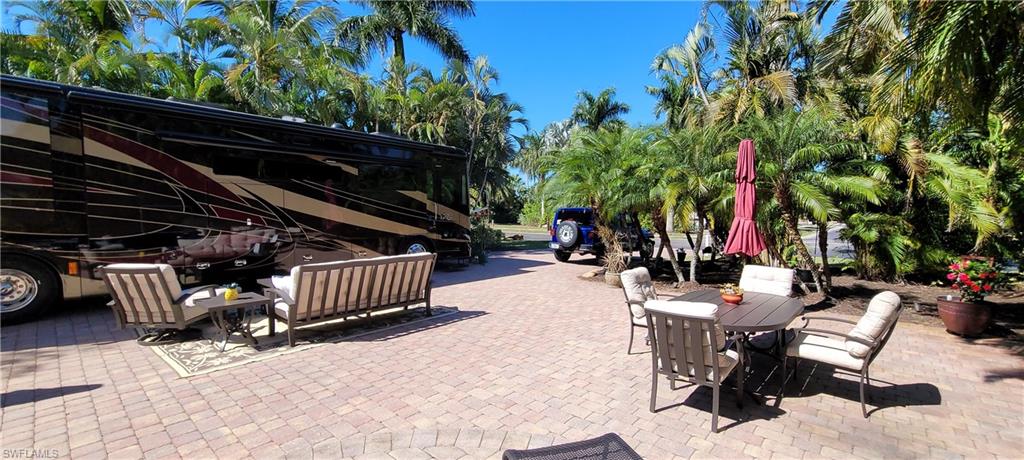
[724,139,766,257]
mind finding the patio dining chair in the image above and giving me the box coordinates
[619,267,660,354]
[783,291,903,417]
[99,263,223,344]
[738,264,795,297]
[644,300,740,433]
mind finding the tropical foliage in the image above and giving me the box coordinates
[518,0,1021,289]
[1,0,524,212]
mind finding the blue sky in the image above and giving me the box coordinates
[358,1,839,137]
[358,2,708,134]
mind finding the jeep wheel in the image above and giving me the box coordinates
[1,255,59,324]
[554,250,572,262]
[555,221,579,248]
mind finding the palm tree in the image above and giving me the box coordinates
[740,108,881,293]
[648,22,715,129]
[221,0,341,116]
[548,128,629,215]
[571,88,631,131]
[868,1,1024,136]
[5,0,151,92]
[548,127,643,269]
[697,0,809,124]
[515,120,574,227]
[451,56,499,189]
[656,124,734,283]
[337,0,474,64]
[476,93,527,208]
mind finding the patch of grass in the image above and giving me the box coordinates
[492,224,548,234]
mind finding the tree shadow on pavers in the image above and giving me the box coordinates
[1,384,102,408]
[432,253,554,287]
[777,362,941,417]
[338,308,487,342]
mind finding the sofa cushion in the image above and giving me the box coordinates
[846,291,901,358]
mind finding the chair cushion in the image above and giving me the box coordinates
[739,265,794,297]
[644,300,728,351]
[620,267,656,319]
[846,291,901,358]
[787,332,865,371]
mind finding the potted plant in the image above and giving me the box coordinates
[937,259,1002,336]
[599,226,627,287]
[719,284,744,304]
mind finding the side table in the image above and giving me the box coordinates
[195,292,269,352]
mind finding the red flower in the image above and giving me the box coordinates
[946,273,957,280]
[972,285,981,292]
[959,273,970,282]
[950,263,961,271]
[984,284,992,291]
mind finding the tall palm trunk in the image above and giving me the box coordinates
[392,31,405,63]
[817,221,832,290]
[652,207,686,285]
[776,188,825,293]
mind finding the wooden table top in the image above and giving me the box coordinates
[670,289,804,332]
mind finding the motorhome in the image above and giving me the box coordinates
[0,75,470,323]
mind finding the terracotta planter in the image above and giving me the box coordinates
[605,271,622,288]
[936,296,991,337]
[721,294,743,305]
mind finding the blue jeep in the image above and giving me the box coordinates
[549,207,654,262]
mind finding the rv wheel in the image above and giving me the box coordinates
[1,255,59,324]
[402,239,432,254]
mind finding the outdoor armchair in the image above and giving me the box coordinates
[644,300,741,433]
[99,263,223,343]
[783,291,903,417]
[619,267,676,353]
[739,264,795,297]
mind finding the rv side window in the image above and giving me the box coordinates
[356,163,424,193]
[211,151,335,181]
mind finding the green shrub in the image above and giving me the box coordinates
[470,223,504,263]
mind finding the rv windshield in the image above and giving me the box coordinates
[434,157,468,212]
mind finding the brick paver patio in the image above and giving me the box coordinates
[2,250,1022,459]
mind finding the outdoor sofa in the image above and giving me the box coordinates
[265,253,437,346]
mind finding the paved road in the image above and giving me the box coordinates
[504,224,855,260]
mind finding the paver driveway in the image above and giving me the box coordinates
[2,250,1022,459]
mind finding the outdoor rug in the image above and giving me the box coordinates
[143,305,460,377]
